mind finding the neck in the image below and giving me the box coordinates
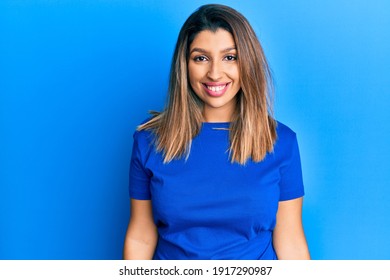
[203,105,235,123]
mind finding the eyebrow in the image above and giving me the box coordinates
[190,46,237,54]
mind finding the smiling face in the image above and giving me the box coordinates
[188,29,241,122]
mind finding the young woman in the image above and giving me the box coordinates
[123,4,310,260]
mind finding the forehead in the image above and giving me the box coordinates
[190,29,236,50]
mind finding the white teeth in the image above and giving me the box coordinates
[207,85,226,92]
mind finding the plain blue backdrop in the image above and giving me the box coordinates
[1,0,389,259]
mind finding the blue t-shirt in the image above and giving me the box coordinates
[129,121,304,260]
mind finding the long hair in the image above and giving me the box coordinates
[138,4,277,164]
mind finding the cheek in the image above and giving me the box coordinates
[230,71,241,94]
[188,66,203,89]
[228,66,240,80]
[187,65,196,84]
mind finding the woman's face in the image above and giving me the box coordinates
[188,28,241,122]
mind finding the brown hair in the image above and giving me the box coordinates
[139,4,277,164]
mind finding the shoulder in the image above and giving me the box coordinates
[133,129,153,144]
[275,121,297,142]
[131,118,159,165]
[132,117,156,146]
[273,121,299,155]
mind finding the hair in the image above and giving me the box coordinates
[138,4,277,165]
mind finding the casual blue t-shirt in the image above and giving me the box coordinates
[129,121,304,260]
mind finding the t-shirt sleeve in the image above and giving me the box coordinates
[129,131,152,200]
[279,133,305,201]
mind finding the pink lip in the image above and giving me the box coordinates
[202,82,230,97]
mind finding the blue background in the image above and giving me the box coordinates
[1,0,389,259]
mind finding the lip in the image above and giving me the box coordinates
[202,82,231,97]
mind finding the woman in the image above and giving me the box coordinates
[123,4,310,260]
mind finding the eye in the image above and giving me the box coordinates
[224,55,237,61]
[193,55,208,62]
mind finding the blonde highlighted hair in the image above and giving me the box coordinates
[139,4,277,165]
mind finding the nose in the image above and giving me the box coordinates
[207,61,223,80]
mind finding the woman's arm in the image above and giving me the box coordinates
[123,199,158,260]
[273,197,311,259]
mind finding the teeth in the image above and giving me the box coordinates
[207,85,226,92]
